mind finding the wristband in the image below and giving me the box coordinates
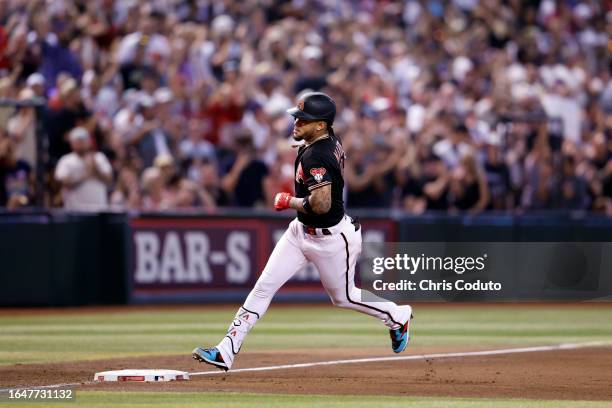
[302,196,314,214]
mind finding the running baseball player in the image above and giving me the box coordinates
[193,92,413,371]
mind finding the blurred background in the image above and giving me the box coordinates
[0,0,610,214]
[0,0,611,307]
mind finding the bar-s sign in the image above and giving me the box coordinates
[130,219,263,289]
[134,230,251,284]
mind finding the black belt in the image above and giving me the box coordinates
[303,216,360,236]
[303,226,331,235]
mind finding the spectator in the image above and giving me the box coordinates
[485,145,513,211]
[0,136,32,209]
[46,78,94,164]
[433,124,474,169]
[110,167,141,210]
[197,161,230,207]
[140,166,170,210]
[449,153,490,214]
[556,155,589,210]
[220,130,268,207]
[126,94,173,168]
[401,153,450,212]
[345,133,403,208]
[54,127,112,211]
[0,0,608,216]
[7,88,37,168]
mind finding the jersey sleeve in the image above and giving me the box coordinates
[301,153,333,191]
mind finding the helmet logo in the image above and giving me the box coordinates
[297,101,305,111]
[310,167,326,183]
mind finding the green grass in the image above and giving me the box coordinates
[1,306,612,407]
[1,392,612,408]
[0,305,611,365]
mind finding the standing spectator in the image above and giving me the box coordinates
[197,161,230,207]
[556,155,589,210]
[401,153,451,212]
[449,154,490,214]
[46,78,94,164]
[54,127,112,211]
[39,15,83,87]
[433,124,474,169]
[7,88,37,168]
[126,95,173,168]
[483,141,513,210]
[220,131,268,207]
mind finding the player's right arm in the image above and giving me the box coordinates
[274,154,334,214]
[274,184,331,214]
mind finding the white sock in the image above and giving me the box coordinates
[216,306,259,368]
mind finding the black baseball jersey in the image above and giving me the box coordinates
[294,135,345,228]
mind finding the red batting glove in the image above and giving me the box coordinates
[274,192,293,211]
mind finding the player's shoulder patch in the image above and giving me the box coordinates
[309,167,327,183]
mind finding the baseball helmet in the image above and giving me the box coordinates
[287,92,336,124]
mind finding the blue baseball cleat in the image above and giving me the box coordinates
[192,347,229,371]
[389,314,412,353]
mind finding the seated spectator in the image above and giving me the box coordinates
[140,166,171,211]
[54,127,112,211]
[0,136,32,209]
[110,167,141,210]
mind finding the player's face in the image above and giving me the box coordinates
[292,118,322,141]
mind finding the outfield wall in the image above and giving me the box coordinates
[0,210,611,306]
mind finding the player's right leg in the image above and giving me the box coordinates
[309,216,413,353]
[193,219,308,370]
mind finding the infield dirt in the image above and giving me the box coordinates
[2,346,611,401]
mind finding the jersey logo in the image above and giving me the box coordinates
[310,167,327,183]
[296,163,304,183]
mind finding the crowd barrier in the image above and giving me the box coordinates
[0,210,610,306]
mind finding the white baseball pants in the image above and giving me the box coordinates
[216,215,411,367]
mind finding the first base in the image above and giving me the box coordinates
[94,369,189,382]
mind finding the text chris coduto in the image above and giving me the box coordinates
[370,253,502,292]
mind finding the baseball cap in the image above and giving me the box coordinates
[68,127,89,142]
[26,73,45,87]
[138,94,155,109]
[153,87,173,104]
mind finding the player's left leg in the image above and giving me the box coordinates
[193,218,309,370]
[307,216,413,352]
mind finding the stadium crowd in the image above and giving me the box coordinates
[0,0,610,214]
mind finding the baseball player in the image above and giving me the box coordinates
[193,92,412,371]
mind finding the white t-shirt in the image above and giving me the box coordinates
[54,152,112,211]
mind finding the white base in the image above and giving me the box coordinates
[94,369,189,382]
